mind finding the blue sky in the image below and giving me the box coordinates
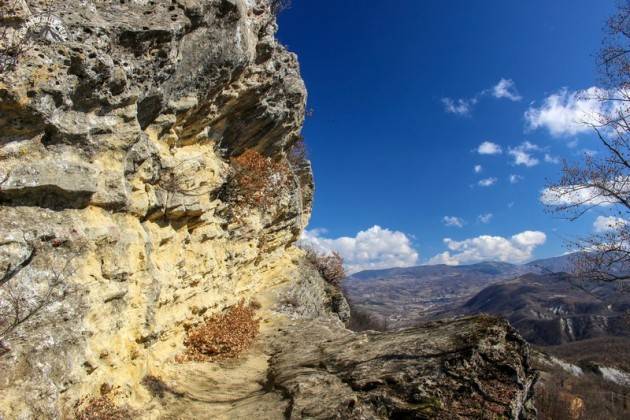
[277,1,618,272]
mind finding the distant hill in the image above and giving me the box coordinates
[350,260,534,281]
[461,272,630,345]
[345,253,630,348]
[344,260,546,326]
[525,253,583,274]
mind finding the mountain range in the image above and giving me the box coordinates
[344,253,630,346]
[344,257,552,326]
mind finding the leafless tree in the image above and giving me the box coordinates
[270,0,292,16]
[601,1,630,91]
[545,1,630,283]
[287,136,308,171]
[0,233,81,356]
[286,136,311,230]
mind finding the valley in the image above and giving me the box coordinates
[345,255,630,417]
[345,254,630,369]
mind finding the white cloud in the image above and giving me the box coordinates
[443,216,465,228]
[509,174,523,184]
[509,150,539,167]
[427,230,547,266]
[443,78,521,116]
[508,142,540,167]
[540,183,624,207]
[478,177,497,187]
[474,164,483,173]
[492,78,522,101]
[521,140,541,151]
[525,87,609,137]
[478,213,493,224]
[477,141,502,155]
[442,97,477,116]
[300,225,419,274]
[593,215,628,233]
[544,153,560,164]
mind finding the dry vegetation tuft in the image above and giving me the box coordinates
[221,149,292,221]
[535,365,630,419]
[178,300,260,362]
[287,136,308,170]
[303,246,346,286]
[270,0,292,15]
[74,394,131,420]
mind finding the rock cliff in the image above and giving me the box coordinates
[0,1,536,418]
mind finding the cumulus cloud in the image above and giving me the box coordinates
[544,153,560,164]
[478,177,497,187]
[477,141,502,155]
[593,215,628,233]
[508,141,541,167]
[509,150,539,167]
[442,97,477,116]
[443,216,465,228]
[478,213,493,224]
[474,164,483,173]
[427,231,547,266]
[509,174,523,184]
[492,78,522,101]
[524,87,609,137]
[300,225,419,274]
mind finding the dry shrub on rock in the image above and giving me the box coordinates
[221,149,291,219]
[270,0,292,15]
[303,246,346,286]
[535,364,630,419]
[74,394,131,420]
[287,136,308,170]
[179,300,260,362]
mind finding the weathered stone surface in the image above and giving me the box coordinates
[267,316,537,420]
[275,259,351,323]
[0,157,98,209]
[0,1,535,419]
[0,0,30,23]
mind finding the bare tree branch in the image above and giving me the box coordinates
[545,2,630,281]
[0,244,35,286]
[0,235,82,351]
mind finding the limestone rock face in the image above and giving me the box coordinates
[0,1,535,419]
